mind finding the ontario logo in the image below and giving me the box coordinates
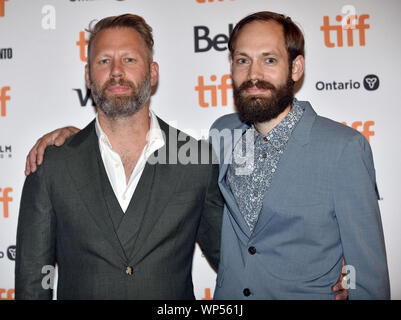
[315,74,379,92]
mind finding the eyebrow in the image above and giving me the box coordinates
[233,51,279,57]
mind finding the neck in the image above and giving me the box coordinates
[254,104,292,136]
[97,104,151,149]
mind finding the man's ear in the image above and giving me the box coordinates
[291,55,305,82]
[229,55,234,74]
[85,64,90,89]
[150,61,159,87]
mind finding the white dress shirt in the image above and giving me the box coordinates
[95,110,165,212]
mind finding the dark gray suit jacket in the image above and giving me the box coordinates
[15,118,224,300]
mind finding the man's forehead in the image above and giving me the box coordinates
[93,27,143,45]
[90,27,150,59]
[234,20,286,54]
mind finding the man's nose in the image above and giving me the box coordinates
[248,62,263,82]
[110,59,124,79]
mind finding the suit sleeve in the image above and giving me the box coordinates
[15,162,56,300]
[196,146,224,272]
[333,134,390,299]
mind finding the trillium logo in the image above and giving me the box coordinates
[363,74,380,91]
[7,245,16,261]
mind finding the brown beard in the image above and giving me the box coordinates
[90,75,151,119]
[233,74,294,125]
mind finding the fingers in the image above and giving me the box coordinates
[335,289,349,300]
[24,126,80,176]
[332,275,349,300]
[24,126,79,176]
[68,126,80,134]
[25,139,41,176]
[35,137,51,165]
[54,127,79,146]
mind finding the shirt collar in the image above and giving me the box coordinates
[251,98,304,145]
[95,109,165,154]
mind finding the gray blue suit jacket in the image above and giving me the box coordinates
[210,101,390,299]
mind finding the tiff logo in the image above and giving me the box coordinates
[0,86,11,116]
[0,289,14,300]
[76,31,88,62]
[195,74,232,107]
[342,121,375,143]
[0,0,8,17]
[0,187,12,218]
[321,13,370,47]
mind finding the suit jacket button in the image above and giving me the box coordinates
[243,288,251,297]
[126,266,133,275]
[248,246,256,255]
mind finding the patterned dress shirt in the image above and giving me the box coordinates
[226,99,304,231]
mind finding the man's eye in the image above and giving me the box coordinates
[124,58,135,63]
[99,59,109,64]
[236,58,248,64]
[266,58,276,64]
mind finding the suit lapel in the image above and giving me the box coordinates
[252,101,317,238]
[128,118,184,265]
[117,162,156,260]
[217,122,253,239]
[65,121,127,263]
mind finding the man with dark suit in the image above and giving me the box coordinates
[15,14,223,300]
[22,13,352,300]
[209,11,390,299]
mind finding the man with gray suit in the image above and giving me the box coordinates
[209,11,390,299]
[15,14,223,299]
[23,13,355,300]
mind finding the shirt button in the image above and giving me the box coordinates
[126,266,133,275]
[123,194,127,200]
[262,153,267,159]
[263,137,268,142]
[243,288,251,297]
[248,246,257,255]
[115,163,120,168]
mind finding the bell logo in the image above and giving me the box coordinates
[0,187,13,218]
[194,24,233,52]
[0,0,8,17]
[76,31,88,62]
[342,121,375,143]
[0,86,11,117]
[321,14,370,47]
[195,74,232,107]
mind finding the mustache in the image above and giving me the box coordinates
[238,79,276,92]
[101,78,136,91]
